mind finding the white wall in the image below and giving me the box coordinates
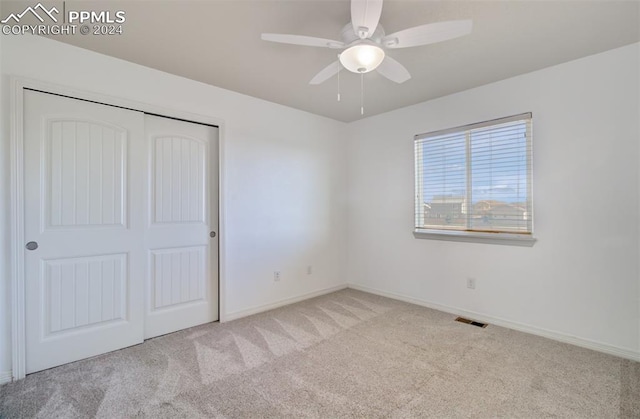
[347,43,640,358]
[0,35,349,377]
[0,3,11,382]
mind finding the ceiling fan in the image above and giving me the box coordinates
[261,0,473,85]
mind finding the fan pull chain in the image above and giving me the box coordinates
[337,69,341,102]
[360,72,364,115]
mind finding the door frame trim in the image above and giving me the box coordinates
[10,76,227,380]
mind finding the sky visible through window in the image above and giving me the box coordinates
[422,121,528,205]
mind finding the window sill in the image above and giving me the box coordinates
[413,229,536,247]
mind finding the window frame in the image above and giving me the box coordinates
[413,113,536,246]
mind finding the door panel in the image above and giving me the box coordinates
[144,115,219,339]
[152,135,206,224]
[42,253,127,335]
[24,90,146,374]
[150,246,206,309]
[45,120,126,228]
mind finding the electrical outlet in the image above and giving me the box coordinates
[307,265,312,275]
[467,278,476,289]
[274,271,281,282]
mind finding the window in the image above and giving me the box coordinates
[414,113,533,243]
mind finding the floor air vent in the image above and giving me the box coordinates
[455,317,488,328]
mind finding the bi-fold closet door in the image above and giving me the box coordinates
[23,90,218,374]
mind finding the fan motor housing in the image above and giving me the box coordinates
[340,23,386,45]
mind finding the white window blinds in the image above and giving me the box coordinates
[415,113,533,235]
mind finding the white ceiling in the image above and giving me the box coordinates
[6,0,640,122]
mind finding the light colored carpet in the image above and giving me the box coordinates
[1,289,638,418]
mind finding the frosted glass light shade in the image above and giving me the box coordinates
[339,44,385,73]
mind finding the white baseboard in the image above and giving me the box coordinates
[0,371,12,385]
[348,283,640,362]
[223,284,348,322]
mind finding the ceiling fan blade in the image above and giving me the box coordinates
[309,61,342,85]
[261,33,344,49]
[376,56,411,83]
[351,0,383,39]
[382,20,472,49]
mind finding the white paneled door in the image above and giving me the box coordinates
[144,115,218,339]
[23,90,218,374]
[24,90,146,374]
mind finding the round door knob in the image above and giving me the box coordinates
[209,231,216,238]
[25,241,38,251]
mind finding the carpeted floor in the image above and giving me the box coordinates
[1,289,638,418]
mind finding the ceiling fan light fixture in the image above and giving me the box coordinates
[339,43,385,73]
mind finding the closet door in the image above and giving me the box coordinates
[144,115,219,339]
[23,90,146,374]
